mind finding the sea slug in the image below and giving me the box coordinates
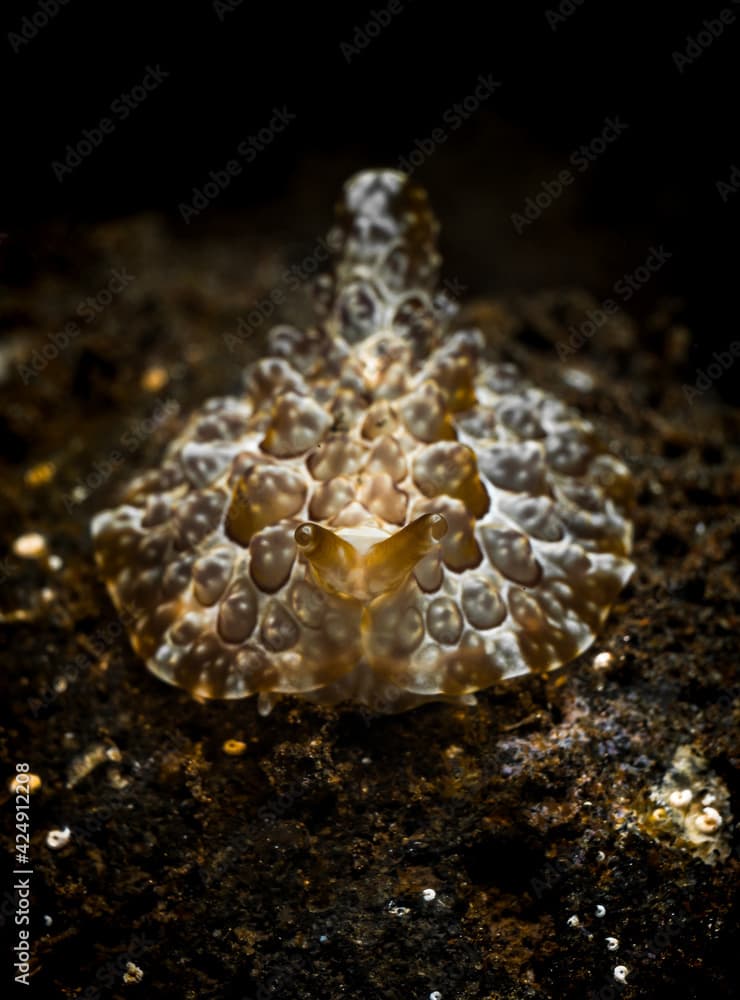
[92,169,634,714]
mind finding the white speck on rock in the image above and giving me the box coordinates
[668,788,693,809]
[593,651,613,670]
[123,961,144,985]
[13,532,48,559]
[693,806,722,834]
[561,367,596,392]
[46,826,71,850]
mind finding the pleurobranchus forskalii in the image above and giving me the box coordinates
[92,169,634,714]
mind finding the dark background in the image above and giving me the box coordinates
[2,0,739,360]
